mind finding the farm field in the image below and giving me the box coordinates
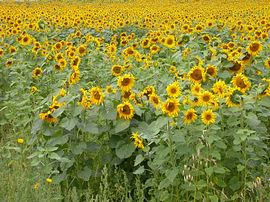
[1,0,270,201]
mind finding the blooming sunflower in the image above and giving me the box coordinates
[231,73,251,93]
[117,74,135,91]
[30,86,38,94]
[162,98,180,117]
[212,80,227,98]
[90,87,104,105]
[247,41,262,56]
[188,66,205,83]
[199,91,214,106]
[163,35,176,49]
[264,58,270,69]
[191,83,202,96]
[32,67,42,79]
[166,81,181,98]
[149,94,161,109]
[111,65,122,77]
[184,108,197,124]
[117,101,134,120]
[39,111,58,123]
[206,65,218,78]
[131,132,144,150]
[201,109,216,125]
[77,45,87,56]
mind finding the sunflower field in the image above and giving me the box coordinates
[1,0,270,201]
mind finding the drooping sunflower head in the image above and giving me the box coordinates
[117,74,135,91]
[228,60,244,73]
[162,98,180,117]
[201,109,216,125]
[117,101,134,120]
[231,73,251,93]
[247,41,262,56]
[131,132,144,150]
[188,66,205,83]
[225,88,242,107]
[166,81,181,98]
[184,108,197,124]
[32,67,42,79]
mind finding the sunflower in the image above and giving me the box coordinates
[77,45,87,56]
[123,47,135,57]
[264,58,270,69]
[32,67,42,79]
[225,88,241,107]
[106,85,116,94]
[111,65,122,77]
[79,88,92,109]
[188,66,205,83]
[228,60,244,73]
[122,90,135,101]
[30,86,38,94]
[202,34,211,43]
[71,56,81,69]
[117,101,134,120]
[201,109,216,125]
[58,58,67,70]
[140,85,156,99]
[141,38,151,49]
[191,83,202,96]
[199,91,214,106]
[184,108,197,124]
[150,45,160,54]
[206,65,218,77]
[117,74,135,91]
[166,81,181,98]
[39,111,58,123]
[90,87,104,105]
[247,41,262,56]
[231,73,251,93]
[212,80,227,98]
[163,35,176,49]
[0,48,4,57]
[162,98,180,117]
[20,34,32,46]
[131,132,144,149]
[149,94,161,109]
[69,70,80,85]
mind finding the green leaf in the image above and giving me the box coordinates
[71,143,87,155]
[134,154,144,166]
[214,166,226,174]
[158,178,171,189]
[237,164,245,172]
[31,119,43,134]
[133,166,145,175]
[60,118,77,131]
[209,195,219,202]
[205,167,214,176]
[114,119,130,134]
[229,176,241,191]
[47,135,69,146]
[79,122,99,134]
[166,168,179,183]
[116,142,135,159]
[77,166,92,181]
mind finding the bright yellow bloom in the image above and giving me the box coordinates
[117,101,134,120]
[201,109,216,125]
[162,98,180,117]
[131,132,144,149]
[17,138,24,144]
